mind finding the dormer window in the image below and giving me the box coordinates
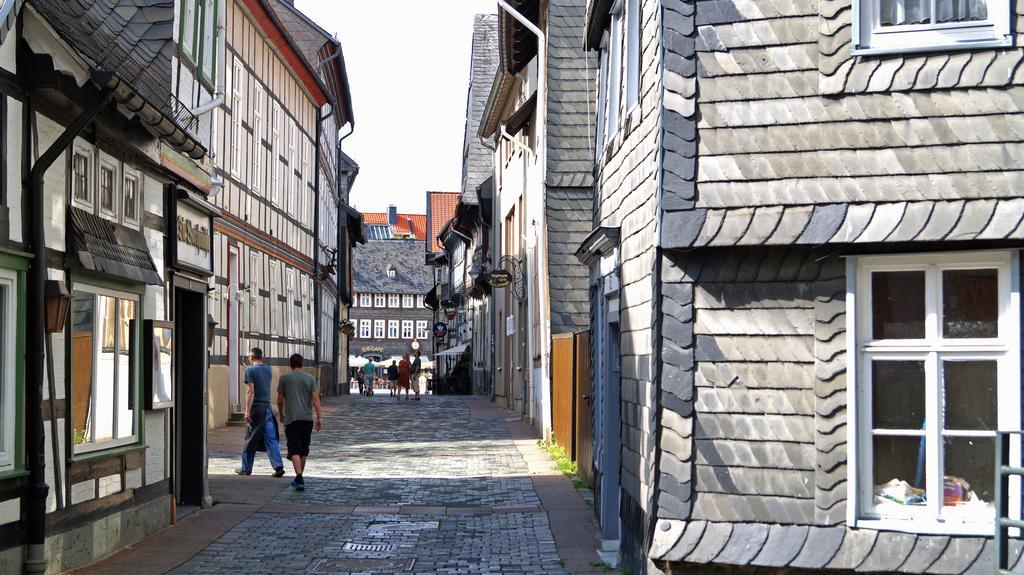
[387,265,396,279]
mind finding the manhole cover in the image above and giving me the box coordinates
[313,558,415,572]
[341,542,396,552]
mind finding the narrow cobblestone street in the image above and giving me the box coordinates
[75,395,602,575]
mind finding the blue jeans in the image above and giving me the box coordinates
[363,375,373,392]
[240,405,283,472]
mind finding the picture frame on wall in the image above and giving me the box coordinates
[143,319,174,409]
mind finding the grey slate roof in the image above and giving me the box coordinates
[663,198,1024,249]
[352,239,433,294]
[545,0,598,188]
[267,0,329,65]
[652,522,1024,574]
[461,14,498,205]
[68,207,163,285]
[30,0,174,97]
[546,187,592,334]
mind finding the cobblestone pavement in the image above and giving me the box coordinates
[178,396,570,574]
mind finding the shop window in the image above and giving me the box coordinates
[416,321,428,340]
[388,320,398,339]
[0,268,17,472]
[401,320,413,339]
[70,287,139,453]
[851,251,1020,533]
[854,0,1009,53]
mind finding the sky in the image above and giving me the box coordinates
[295,0,498,215]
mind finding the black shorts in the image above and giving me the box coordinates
[285,420,314,458]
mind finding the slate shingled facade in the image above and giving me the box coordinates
[582,0,1024,572]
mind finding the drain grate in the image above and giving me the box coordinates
[341,542,396,553]
[313,558,415,572]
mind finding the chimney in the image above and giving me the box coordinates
[407,217,414,237]
[387,205,397,225]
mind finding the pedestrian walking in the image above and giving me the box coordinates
[276,354,322,492]
[361,359,375,396]
[237,347,285,477]
[387,360,398,396]
[409,350,423,400]
[397,353,412,401]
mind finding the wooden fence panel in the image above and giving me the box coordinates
[574,331,594,486]
[551,333,575,458]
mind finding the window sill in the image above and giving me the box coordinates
[853,516,997,536]
[71,439,143,462]
[852,36,1012,56]
[0,468,28,481]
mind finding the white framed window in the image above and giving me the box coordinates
[231,61,243,177]
[271,102,281,206]
[286,268,295,337]
[248,252,259,332]
[360,293,372,308]
[605,4,623,141]
[252,86,263,193]
[374,320,385,339]
[853,0,1010,53]
[71,146,93,210]
[401,320,413,339]
[286,119,296,215]
[416,320,429,340]
[122,168,140,226]
[0,268,17,472]
[70,285,140,453]
[301,138,310,214]
[623,0,640,113]
[98,159,118,217]
[387,320,399,339]
[402,294,414,308]
[269,260,279,333]
[388,294,399,308]
[308,277,315,340]
[359,319,371,339]
[374,294,386,308]
[179,0,219,86]
[416,294,425,308]
[848,250,1021,535]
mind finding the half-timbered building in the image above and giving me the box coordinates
[580,0,1024,571]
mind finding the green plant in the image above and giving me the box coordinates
[72,428,89,445]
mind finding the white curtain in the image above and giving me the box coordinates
[880,0,987,25]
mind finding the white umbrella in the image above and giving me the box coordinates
[348,356,369,368]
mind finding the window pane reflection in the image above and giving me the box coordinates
[117,299,135,439]
[70,292,95,445]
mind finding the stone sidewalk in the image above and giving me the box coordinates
[69,395,604,574]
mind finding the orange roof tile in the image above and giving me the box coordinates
[362,212,427,240]
[426,192,460,253]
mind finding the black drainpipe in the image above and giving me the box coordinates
[332,141,342,393]
[24,84,112,573]
[312,109,323,372]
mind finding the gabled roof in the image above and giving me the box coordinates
[426,192,460,254]
[362,212,427,240]
[352,239,434,294]
[266,0,353,125]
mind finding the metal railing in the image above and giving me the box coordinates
[994,430,1024,573]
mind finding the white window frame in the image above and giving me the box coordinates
[360,293,372,308]
[252,86,263,193]
[387,320,399,339]
[359,319,371,339]
[595,33,610,155]
[71,144,94,211]
[97,156,119,219]
[270,260,279,334]
[605,4,623,141]
[623,0,640,114]
[401,320,413,340]
[374,294,386,308]
[852,0,1010,54]
[122,167,140,227]
[286,268,295,337]
[374,320,385,339]
[847,250,1021,535]
[248,252,259,333]
[231,61,243,177]
[388,294,400,308]
[416,320,429,340]
[0,268,16,472]
[71,285,141,454]
[301,139,310,219]
[271,102,281,206]
[286,119,296,216]
[402,294,414,308]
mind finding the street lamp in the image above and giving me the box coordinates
[44,280,71,333]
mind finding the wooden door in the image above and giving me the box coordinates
[551,333,575,457]
[574,331,594,486]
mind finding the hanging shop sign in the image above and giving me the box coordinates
[487,269,513,288]
[446,308,457,320]
[170,187,218,277]
[433,322,448,338]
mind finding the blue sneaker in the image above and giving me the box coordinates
[291,479,305,491]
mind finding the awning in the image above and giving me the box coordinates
[348,356,369,368]
[434,343,468,357]
[68,207,163,285]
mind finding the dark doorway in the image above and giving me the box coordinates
[174,288,206,506]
